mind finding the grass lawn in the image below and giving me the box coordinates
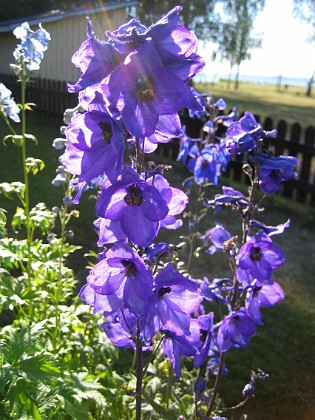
[1,84,315,419]
[195,81,315,129]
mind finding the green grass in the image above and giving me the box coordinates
[195,81,315,128]
[1,89,315,419]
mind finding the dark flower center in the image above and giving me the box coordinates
[199,329,207,343]
[98,121,113,144]
[201,159,209,168]
[136,77,155,102]
[253,286,262,297]
[158,286,171,299]
[268,169,282,182]
[250,246,262,261]
[124,184,143,206]
[121,259,136,276]
[231,315,240,324]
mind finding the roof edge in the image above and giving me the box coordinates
[0,1,138,33]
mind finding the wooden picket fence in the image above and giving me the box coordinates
[1,74,315,205]
[0,73,77,124]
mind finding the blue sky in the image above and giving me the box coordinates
[198,0,315,81]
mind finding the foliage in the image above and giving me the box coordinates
[213,0,265,89]
[292,0,315,96]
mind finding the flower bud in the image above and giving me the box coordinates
[63,196,73,206]
[65,229,74,239]
[194,377,206,401]
[53,138,67,150]
[242,383,254,397]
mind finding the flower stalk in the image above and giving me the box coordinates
[135,320,143,420]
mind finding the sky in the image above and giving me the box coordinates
[198,0,315,82]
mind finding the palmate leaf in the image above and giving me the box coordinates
[18,354,60,383]
[0,181,25,200]
[11,203,56,234]
[0,320,49,365]
[16,387,43,420]
[143,392,178,420]
[57,372,108,419]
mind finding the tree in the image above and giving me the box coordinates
[214,0,265,89]
[293,0,315,96]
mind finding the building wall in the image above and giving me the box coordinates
[0,8,127,83]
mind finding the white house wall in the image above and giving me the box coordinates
[0,8,127,83]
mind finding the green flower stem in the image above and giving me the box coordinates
[20,77,32,285]
[206,351,226,417]
[135,320,143,420]
[165,361,172,410]
[53,208,67,344]
[186,183,202,273]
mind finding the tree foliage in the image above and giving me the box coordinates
[293,0,315,96]
[214,0,265,89]
[293,0,315,35]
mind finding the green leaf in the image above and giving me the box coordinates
[17,389,42,420]
[3,134,23,147]
[143,392,178,420]
[25,157,45,175]
[0,182,25,200]
[23,103,36,112]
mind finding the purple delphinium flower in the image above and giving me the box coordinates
[96,165,169,247]
[187,143,229,186]
[13,22,50,72]
[93,217,127,247]
[250,153,298,194]
[68,18,121,93]
[177,126,203,165]
[201,277,233,305]
[212,106,238,128]
[188,88,211,119]
[245,280,285,325]
[107,39,202,138]
[187,313,214,368]
[236,231,285,285]
[102,309,152,349]
[144,262,202,337]
[60,110,124,184]
[216,308,257,352]
[0,83,20,122]
[209,186,249,211]
[207,347,229,377]
[226,112,276,154]
[146,173,188,230]
[144,242,176,264]
[109,6,205,83]
[103,318,135,350]
[201,224,232,254]
[138,113,182,153]
[161,329,197,378]
[249,218,290,236]
[79,244,153,317]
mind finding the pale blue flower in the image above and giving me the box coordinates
[0,83,20,122]
[13,22,50,72]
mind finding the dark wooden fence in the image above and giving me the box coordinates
[1,74,315,205]
[0,73,77,124]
